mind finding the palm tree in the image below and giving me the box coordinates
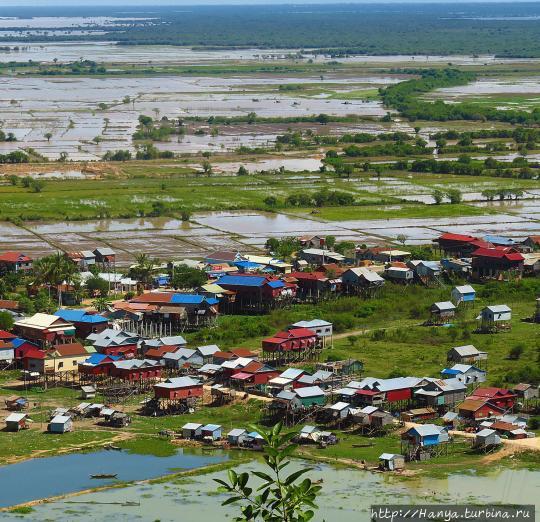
[130,253,156,287]
[33,253,78,308]
[92,296,112,312]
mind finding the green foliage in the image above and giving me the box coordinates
[215,422,321,521]
[382,68,540,124]
[85,276,109,297]
[265,237,301,260]
[170,265,208,289]
[0,311,14,330]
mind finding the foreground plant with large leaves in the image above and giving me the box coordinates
[215,423,321,521]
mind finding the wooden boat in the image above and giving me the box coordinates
[90,473,118,479]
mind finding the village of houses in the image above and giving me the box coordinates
[0,230,538,475]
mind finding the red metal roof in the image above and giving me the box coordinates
[472,248,524,261]
[0,330,16,340]
[131,293,173,304]
[288,271,327,281]
[470,387,515,398]
[0,252,31,263]
[273,328,317,339]
[231,372,252,380]
[437,233,478,242]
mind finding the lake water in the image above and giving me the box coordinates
[0,448,226,508]
[4,459,538,521]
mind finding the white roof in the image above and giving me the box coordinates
[476,428,498,438]
[346,267,385,282]
[268,377,293,386]
[197,344,220,356]
[15,313,71,329]
[336,387,356,396]
[113,359,159,370]
[329,401,350,411]
[6,413,27,422]
[385,267,411,273]
[360,406,378,415]
[451,345,480,356]
[295,386,325,398]
[228,428,247,437]
[485,305,511,313]
[453,285,475,294]
[50,415,71,424]
[379,453,402,460]
[302,248,345,259]
[182,422,202,430]
[380,250,411,256]
[433,301,456,311]
[409,424,443,437]
[280,368,304,380]
[221,357,251,369]
[292,319,332,329]
[449,364,483,374]
[156,376,200,389]
[163,348,196,361]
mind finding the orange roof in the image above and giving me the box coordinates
[242,361,264,373]
[213,351,237,360]
[52,343,88,357]
[0,300,19,310]
[231,348,257,358]
[131,293,173,304]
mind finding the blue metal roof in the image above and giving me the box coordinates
[84,353,121,365]
[54,309,108,324]
[441,368,460,375]
[268,280,285,289]
[234,261,263,269]
[217,275,266,287]
[170,294,206,305]
[484,235,515,246]
[11,338,37,348]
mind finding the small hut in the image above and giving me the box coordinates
[182,422,203,439]
[430,301,456,324]
[5,412,31,432]
[227,428,247,446]
[474,429,501,450]
[48,415,73,434]
[201,424,222,441]
[81,385,96,399]
[379,453,405,471]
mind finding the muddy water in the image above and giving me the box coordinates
[0,74,390,159]
[207,157,324,173]
[3,42,540,66]
[7,459,539,521]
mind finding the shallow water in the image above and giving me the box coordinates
[7,459,539,521]
[0,448,226,508]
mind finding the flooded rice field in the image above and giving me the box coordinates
[0,74,392,159]
[3,42,540,66]
[433,77,540,97]
[4,195,539,262]
[5,459,538,521]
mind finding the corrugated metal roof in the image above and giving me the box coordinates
[217,275,267,287]
[295,386,325,398]
[54,309,107,324]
